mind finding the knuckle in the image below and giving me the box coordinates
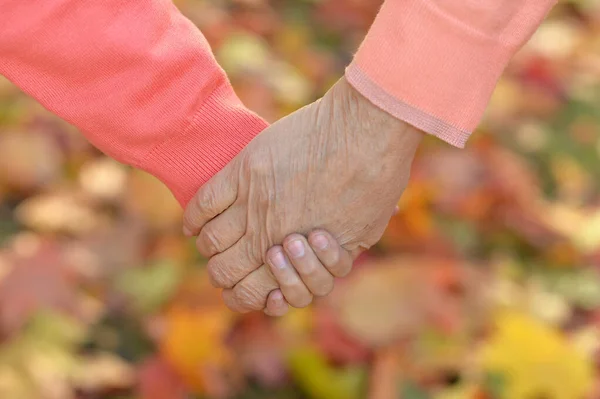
[196,188,217,214]
[198,227,223,256]
[206,259,233,288]
[246,234,266,266]
[222,290,239,312]
[182,210,192,226]
[233,283,264,311]
[182,209,199,231]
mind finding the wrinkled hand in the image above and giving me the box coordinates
[183,77,422,313]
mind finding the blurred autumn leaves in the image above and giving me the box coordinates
[1,0,600,398]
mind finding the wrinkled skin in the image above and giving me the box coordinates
[183,77,422,313]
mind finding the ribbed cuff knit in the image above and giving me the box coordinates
[142,84,268,206]
[346,0,556,147]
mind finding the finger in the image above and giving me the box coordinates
[206,236,262,288]
[263,289,290,317]
[393,205,400,216]
[222,265,278,313]
[182,166,237,236]
[266,246,313,308]
[195,205,246,258]
[283,234,334,297]
[307,230,354,277]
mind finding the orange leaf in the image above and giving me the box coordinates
[159,304,235,395]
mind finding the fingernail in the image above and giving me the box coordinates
[311,234,329,251]
[269,251,287,270]
[270,290,284,303]
[286,239,305,258]
[183,226,193,237]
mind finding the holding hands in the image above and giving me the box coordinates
[183,77,422,315]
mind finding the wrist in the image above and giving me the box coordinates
[330,76,423,153]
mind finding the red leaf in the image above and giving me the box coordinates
[0,238,82,335]
[137,356,188,399]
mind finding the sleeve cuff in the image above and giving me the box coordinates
[141,83,268,206]
[346,0,555,147]
[346,63,470,148]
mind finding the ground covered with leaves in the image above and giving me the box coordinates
[0,0,599,398]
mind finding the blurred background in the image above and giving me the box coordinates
[0,0,600,398]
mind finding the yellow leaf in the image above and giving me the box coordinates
[481,310,594,399]
[216,34,270,76]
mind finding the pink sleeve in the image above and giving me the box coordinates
[0,0,268,206]
[346,0,557,147]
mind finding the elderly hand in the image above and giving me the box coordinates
[183,77,422,313]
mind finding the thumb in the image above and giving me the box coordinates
[182,162,238,236]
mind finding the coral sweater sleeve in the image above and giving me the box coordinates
[0,0,268,206]
[346,0,558,148]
